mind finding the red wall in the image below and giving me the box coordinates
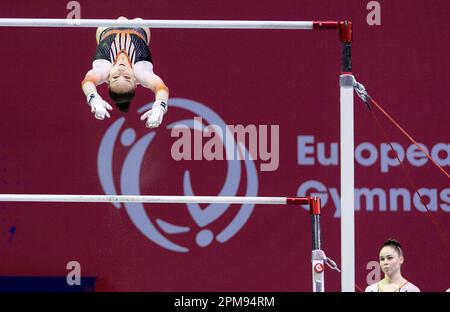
[0,0,448,291]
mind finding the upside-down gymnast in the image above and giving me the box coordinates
[81,16,169,128]
[365,238,420,292]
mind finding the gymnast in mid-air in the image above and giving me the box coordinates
[81,16,169,128]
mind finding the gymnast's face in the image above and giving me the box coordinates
[108,58,137,93]
[379,246,403,277]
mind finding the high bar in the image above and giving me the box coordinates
[0,18,318,29]
[0,194,312,205]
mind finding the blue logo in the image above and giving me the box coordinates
[97,98,258,252]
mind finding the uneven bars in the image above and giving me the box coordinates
[0,18,338,29]
[0,194,312,205]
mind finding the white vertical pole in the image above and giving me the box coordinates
[340,74,355,291]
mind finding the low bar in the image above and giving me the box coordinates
[0,194,312,205]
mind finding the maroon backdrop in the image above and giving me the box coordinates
[0,0,448,292]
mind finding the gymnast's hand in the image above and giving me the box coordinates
[87,92,113,120]
[140,100,167,128]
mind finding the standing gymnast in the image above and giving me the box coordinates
[365,238,420,292]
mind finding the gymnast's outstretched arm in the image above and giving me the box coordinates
[81,62,113,120]
[134,62,169,128]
